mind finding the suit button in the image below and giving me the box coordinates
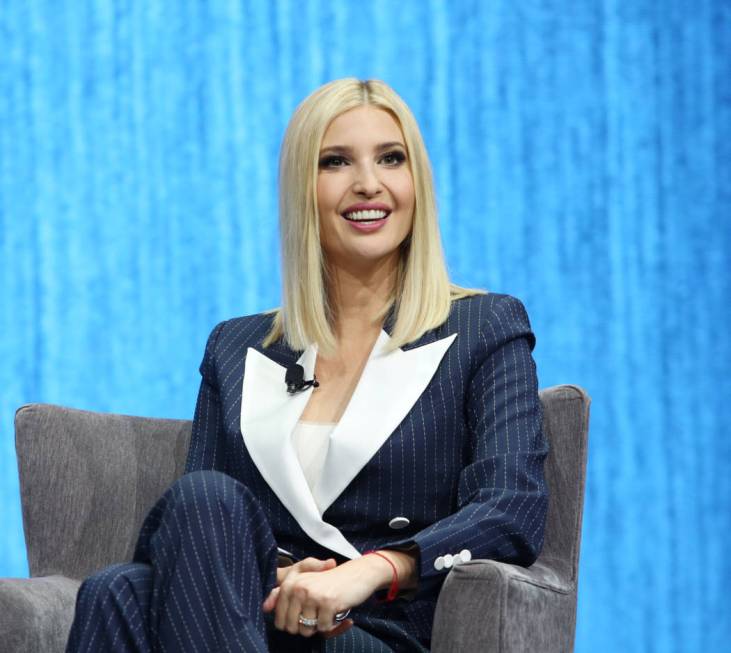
[459,549,472,563]
[443,554,454,569]
[388,516,410,530]
[434,556,445,571]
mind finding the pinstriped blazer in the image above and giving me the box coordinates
[184,292,549,646]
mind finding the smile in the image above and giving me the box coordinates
[340,210,390,233]
[341,209,391,223]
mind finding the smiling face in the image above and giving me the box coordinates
[316,105,415,274]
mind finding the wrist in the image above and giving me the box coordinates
[363,550,400,601]
[361,549,419,597]
[378,550,418,590]
[358,551,395,590]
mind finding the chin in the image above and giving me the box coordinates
[334,246,401,267]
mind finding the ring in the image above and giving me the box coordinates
[298,614,318,628]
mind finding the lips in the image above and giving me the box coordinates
[342,214,390,233]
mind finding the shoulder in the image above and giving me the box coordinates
[200,310,279,371]
[448,292,536,351]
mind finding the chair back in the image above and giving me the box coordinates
[15,404,191,580]
[537,385,591,588]
[15,384,589,584]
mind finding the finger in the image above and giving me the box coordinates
[295,557,337,573]
[262,587,279,613]
[297,602,319,638]
[321,619,354,639]
[315,600,337,634]
[285,587,306,635]
[274,583,294,632]
[276,557,333,586]
[276,566,290,585]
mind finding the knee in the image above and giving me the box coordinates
[170,470,258,516]
[77,563,146,610]
[157,472,274,560]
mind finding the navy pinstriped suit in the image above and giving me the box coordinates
[66,293,549,652]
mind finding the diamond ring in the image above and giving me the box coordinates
[298,614,318,628]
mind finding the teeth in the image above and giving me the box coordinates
[343,209,388,221]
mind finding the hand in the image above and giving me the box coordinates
[262,557,342,638]
[262,555,392,637]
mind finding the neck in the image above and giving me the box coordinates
[326,253,399,339]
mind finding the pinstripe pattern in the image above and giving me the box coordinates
[66,471,411,652]
[66,292,545,651]
[181,292,548,649]
[67,471,276,651]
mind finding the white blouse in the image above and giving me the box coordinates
[292,420,337,500]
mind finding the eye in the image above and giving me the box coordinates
[319,155,348,169]
[380,150,406,166]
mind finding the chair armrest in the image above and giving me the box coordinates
[0,576,81,653]
[431,559,578,653]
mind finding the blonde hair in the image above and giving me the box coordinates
[262,78,485,357]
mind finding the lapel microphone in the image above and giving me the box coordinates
[285,363,320,394]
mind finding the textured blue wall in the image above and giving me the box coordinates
[1,1,729,651]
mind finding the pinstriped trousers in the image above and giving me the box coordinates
[65,470,397,652]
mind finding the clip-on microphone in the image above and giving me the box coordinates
[285,363,319,394]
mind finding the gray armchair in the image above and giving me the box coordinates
[0,384,589,652]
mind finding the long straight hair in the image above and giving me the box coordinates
[262,78,485,357]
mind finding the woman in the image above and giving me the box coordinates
[66,78,549,652]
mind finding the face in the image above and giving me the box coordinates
[316,106,415,274]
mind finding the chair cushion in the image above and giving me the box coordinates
[0,575,80,653]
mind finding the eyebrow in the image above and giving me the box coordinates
[319,141,406,155]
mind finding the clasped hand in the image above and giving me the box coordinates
[261,555,387,638]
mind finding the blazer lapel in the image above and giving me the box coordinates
[313,330,457,513]
[240,324,457,559]
[241,342,362,559]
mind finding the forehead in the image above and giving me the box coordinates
[320,106,404,147]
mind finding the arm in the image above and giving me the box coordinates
[264,297,547,627]
[184,320,229,473]
[386,295,550,595]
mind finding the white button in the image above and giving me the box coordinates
[443,554,454,569]
[388,517,410,529]
[459,549,472,563]
[434,556,445,571]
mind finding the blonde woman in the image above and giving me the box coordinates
[66,78,549,652]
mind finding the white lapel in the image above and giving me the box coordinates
[240,329,457,559]
[240,342,361,559]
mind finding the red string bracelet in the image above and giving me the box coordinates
[364,550,399,602]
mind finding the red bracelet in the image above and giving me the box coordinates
[364,550,399,602]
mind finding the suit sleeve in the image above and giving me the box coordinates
[184,320,228,474]
[387,296,549,595]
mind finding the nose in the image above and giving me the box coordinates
[352,161,382,196]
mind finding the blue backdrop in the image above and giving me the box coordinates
[1,1,729,651]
